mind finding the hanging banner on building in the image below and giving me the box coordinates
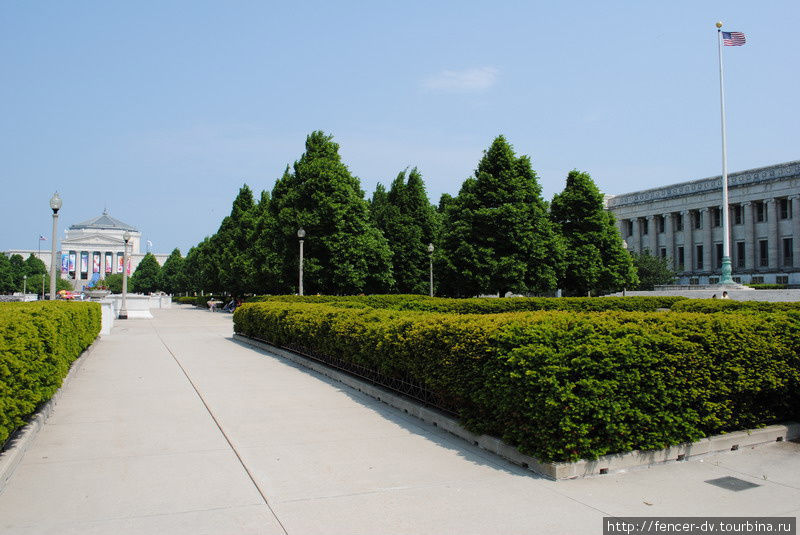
[80,252,89,274]
[61,254,69,275]
[105,252,113,273]
[127,258,131,275]
[93,253,101,273]
[118,255,124,273]
[69,252,76,273]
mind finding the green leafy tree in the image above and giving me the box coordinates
[182,240,212,294]
[438,135,563,297]
[130,253,161,293]
[159,248,185,294]
[269,131,394,294]
[371,168,438,294]
[550,170,638,295]
[249,189,282,295]
[24,254,47,276]
[23,273,72,294]
[212,185,258,297]
[104,273,124,293]
[7,254,26,292]
[631,251,676,290]
[0,255,16,293]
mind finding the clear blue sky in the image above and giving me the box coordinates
[2,1,797,254]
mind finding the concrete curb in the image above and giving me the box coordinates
[233,334,800,480]
[0,338,99,493]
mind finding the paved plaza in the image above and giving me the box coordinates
[0,307,798,534]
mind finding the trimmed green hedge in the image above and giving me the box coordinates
[0,301,101,446]
[248,294,687,313]
[173,295,228,307]
[670,299,800,314]
[234,301,800,462]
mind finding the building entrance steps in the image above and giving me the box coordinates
[1,308,798,534]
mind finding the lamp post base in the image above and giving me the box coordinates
[719,257,735,285]
[118,310,128,320]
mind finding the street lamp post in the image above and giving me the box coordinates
[297,228,305,296]
[49,193,62,300]
[23,275,27,295]
[428,243,434,297]
[120,231,131,319]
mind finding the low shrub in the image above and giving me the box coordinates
[670,299,800,314]
[248,294,686,313]
[0,301,101,446]
[234,301,800,462]
[172,295,228,307]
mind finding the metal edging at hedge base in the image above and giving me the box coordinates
[232,333,800,480]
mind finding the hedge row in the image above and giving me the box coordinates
[173,295,228,307]
[248,294,687,313]
[234,301,800,462]
[0,301,101,446]
[671,299,800,314]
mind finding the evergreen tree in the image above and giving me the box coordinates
[550,170,638,295]
[104,273,124,294]
[631,251,675,290]
[130,253,161,294]
[269,131,393,294]
[23,273,72,294]
[249,189,282,294]
[215,185,258,297]
[159,248,185,295]
[8,254,25,291]
[0,255,15,293]
[24,254,47,276]
[438,136,563,296]
[371,168,437,294]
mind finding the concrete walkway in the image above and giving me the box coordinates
[0,307,798,534]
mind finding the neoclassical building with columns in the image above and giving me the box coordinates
[607,160,799,285]
[4,210,168,289]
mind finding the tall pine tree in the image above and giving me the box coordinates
[269,131,393,294]
[371,168,437,294]
[215,185,258,297]
[439,136,563,296]
[550,169,638,295]
[159,248,185,295]
[249,189,282,294]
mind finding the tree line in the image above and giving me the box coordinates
[126,131,675,297]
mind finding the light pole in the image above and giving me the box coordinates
[297,228,305,296]
[23,275,27,295]
[428,243,434,297]
[120,231,131,319]
[49,193,62,300]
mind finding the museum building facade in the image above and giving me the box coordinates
[5,210,168,289]
[606,160,800,285]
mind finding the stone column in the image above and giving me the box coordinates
[766,199,778,269]
[683,209,693,274]
[664,213,674,268]
[742,201,754,271]
[631,217,641,253]
[701,208,712,272]
[792,196,800,268]
[647,215,657,254]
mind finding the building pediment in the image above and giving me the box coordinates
[62,233,126,247]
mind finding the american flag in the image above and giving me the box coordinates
[39,235,46,241]
[722,31,746,46]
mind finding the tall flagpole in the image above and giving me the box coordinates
[716,21,734,284]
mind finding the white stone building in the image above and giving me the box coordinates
[607,161,799,285]
[4,210,168,289]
